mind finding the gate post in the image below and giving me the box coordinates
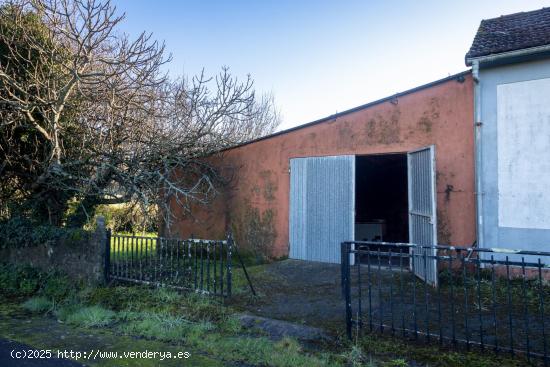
[341,242,346,298]
[104,228,111,284]
[342,241,353,339]
[226,232,233,297]
[95,216,110,284]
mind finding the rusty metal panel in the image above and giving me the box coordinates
[408,145,438,286]
[289,155,355,263]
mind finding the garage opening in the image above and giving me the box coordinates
[355,154,409,265]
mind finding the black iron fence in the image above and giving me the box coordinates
[342,241,550,364]
[105,232,233,297]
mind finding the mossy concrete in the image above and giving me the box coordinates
[229,259,345,332]
[0,303,223,367]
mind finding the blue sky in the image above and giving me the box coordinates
[112,0,550,130]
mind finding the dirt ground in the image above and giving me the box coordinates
[229,259,346,332]
[230,259,549,360]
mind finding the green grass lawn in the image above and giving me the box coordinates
[7,287,340,366]
[110,232,157,257]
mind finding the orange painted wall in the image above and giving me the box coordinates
[167,73,476,257]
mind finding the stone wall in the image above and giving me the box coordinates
[0,217,108,284]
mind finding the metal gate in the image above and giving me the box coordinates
[289,155,355,263]
[341,240,550,363]
[105,233,234,297]
[407,145,438,286]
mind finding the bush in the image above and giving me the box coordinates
[0,263,79,302]
[180,292,222,321]
[84,286,188,314]
[66,306,116,327]
[40,273,73,302]
[0,216,88,249]
[90,203,158,233]
[0,217,61,248]
[154,288,181,303]
[219,315,242,334]
[0,263,42,297]
[85,286,156,311]
[118,311,212,342]
[22,297,53,313]
[54,303,83,322]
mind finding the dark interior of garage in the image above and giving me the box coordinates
[355,154,409,262]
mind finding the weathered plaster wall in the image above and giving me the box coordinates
[479,58,550,252]
[168,73,476,257]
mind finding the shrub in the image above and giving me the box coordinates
[219,314,242,334]
[54,303,83,322]
[66,306,116,327]
[40,273,72,302]
[342,345,369,367]
[154,287,181,303]
[85,286,157,311]
[22,297,53,313]
[118,311,206,342]
[0,263,42,297]
[0,263,82,304]
[90,204,158,233]
[181,292,222,321]
[0,216,88,249]
[0,217,61,248]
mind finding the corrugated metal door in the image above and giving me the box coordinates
[289,155,355,263]
[407,146,438,286]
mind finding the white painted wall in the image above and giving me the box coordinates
[497,77,550,230]
[479,58,550,252]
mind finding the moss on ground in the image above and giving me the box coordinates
[349,332,534,367]
[1,284,340,366]
[0,304,221,366]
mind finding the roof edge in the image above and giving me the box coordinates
[219,70,472,153]
[466,44,550,66]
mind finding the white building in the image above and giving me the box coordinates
[466,8,550,253]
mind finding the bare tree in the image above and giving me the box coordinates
[0,0,280,227]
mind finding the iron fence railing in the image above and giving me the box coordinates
[106,231,233,297]
[341,241,550,365]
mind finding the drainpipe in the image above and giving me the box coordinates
[472,60,484,249]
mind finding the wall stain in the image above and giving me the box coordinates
[251,185,261,195]
[259,170,277,201]
[337,121,357,149]
[445,184,455,202]
[437,208,451,245]
[416,97,440,134]
[364,108,401,145]
[232,200,276,260]
[418,116,432,133]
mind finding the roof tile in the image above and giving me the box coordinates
[466,7,550,61]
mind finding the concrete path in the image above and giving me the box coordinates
[237,313,331,341]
